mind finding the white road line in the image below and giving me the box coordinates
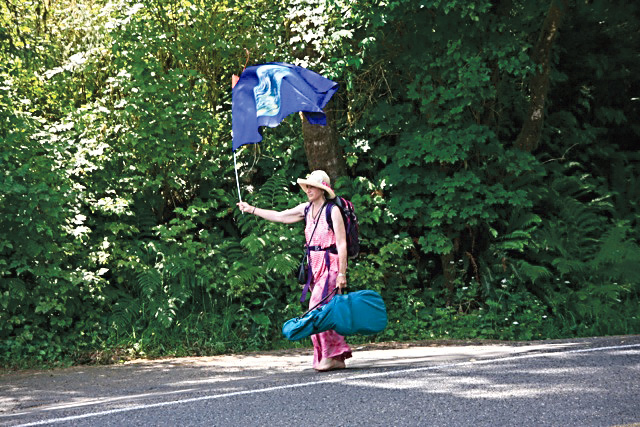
[15,343,640,427]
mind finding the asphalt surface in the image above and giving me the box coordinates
[1,335,639,426]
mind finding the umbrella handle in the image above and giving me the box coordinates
[298,287,340,319]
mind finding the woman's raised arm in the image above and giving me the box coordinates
[237,201,307,224]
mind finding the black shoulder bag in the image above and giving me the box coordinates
[297,202,325,284]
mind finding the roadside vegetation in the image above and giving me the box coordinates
[2,0,639,368]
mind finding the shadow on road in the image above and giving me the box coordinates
[1,335,638,426]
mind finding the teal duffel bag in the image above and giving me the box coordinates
[282,288,387,341]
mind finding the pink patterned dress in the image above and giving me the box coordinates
[305,203,352,369]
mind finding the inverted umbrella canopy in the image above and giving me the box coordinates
[282,289,388,341]
[231,62,339,152]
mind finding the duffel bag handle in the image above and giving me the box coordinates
[298,286,346,319]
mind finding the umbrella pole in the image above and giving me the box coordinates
[233,151,242,203]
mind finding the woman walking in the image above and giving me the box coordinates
[237,170,352,371]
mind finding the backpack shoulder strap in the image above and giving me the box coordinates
[303,203,311,224]
[325,201,336,231]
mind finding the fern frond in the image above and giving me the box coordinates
[264,253,298,274]
[505,211,542,234]
[241,234,268,255]
[153,299,178,328]
[592,222,640,283]
[259,172,296,210]
[552,258,587,275]
[515,260,552,284]
[493,210,540,253]
[137,269,162,299]
[164,256,194,281]
[109,293,139,331]
[219,240,244,259]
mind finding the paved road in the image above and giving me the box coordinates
[1,336,639,426]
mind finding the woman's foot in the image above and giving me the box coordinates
[315,357,346,372]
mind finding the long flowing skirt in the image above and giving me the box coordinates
[308,255,352,369]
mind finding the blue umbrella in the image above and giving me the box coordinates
[282,288,388,341]
[231,61,339,203]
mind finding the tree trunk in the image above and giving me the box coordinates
[441,251,456,303]
[514,0,568,152]
[300,99,347,184]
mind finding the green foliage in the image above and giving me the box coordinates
[2,0,640,367]
[0,87,108,366]
[523,169,640,336]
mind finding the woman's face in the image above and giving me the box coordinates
[306,185,324,202]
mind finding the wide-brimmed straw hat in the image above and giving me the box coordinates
[297,170,335,199]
